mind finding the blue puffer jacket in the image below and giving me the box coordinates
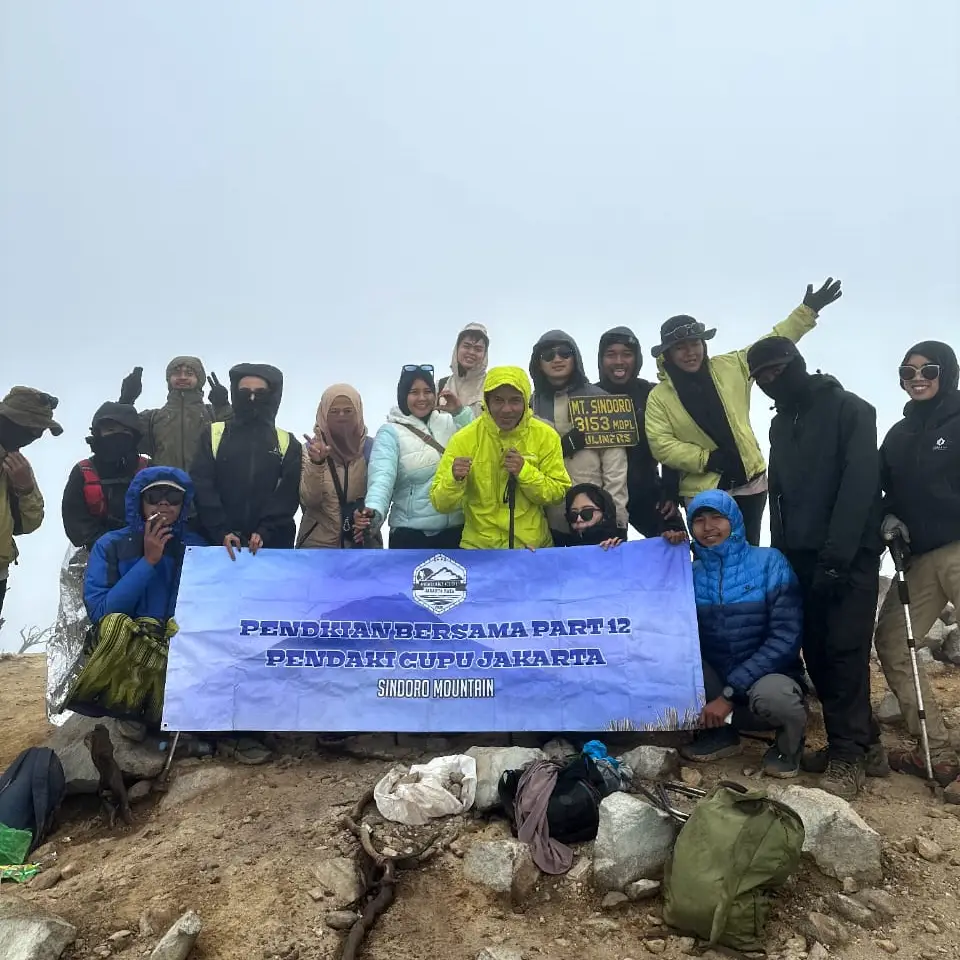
[690,489,803,695]
[84,466,207,624]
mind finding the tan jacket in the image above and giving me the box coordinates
[544,389,629,534]
[297,453,383,549]
[0,464,44,581]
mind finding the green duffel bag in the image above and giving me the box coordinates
[662,781,804,952]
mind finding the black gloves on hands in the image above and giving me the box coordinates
[119,366,144,405]
[561,428,587,457]
[803,278,842,314]
[207,372,228,408]
[705,450,726,475]
[811,561,849,597]
[706,449,739,491]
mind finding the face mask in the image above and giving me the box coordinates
[0,419,42,452]
[90,432,139,464]
[235,388,271,422]
[758,359,808,404]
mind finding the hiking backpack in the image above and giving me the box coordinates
[0,747,66,856]
[79,457,150,518]
[662,781,804,952]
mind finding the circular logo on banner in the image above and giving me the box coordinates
[412,554,468,615]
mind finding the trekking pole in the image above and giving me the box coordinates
[507,475,517,549]
[888,536,935,785]
[158,730,181,785]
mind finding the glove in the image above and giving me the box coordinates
[803,278,842,313]
[705,450,727,474]
[811,561,849,597]
[561,428,587,457]
[881,513,910,544]
[119,366,143,405]
[207,372,229,408]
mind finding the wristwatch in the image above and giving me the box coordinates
[722,685,735,701]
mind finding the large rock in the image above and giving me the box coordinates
[617,745,680,782]
[312,857,363,909]
[46,715,165,794]
[773,786,882,883]
[465,746,544,812]
[160,766,235,809]
[940,628,960,666]
[149,910,202,960]
[463,839,538,905]
[593,792,678,892]
[876,691,902,723]
[0,896,76,960]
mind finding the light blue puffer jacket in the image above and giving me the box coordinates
[365,406,474,534]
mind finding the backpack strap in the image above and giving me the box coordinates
[363,435,373,463]
[277,429,290,458]
[30,748,63,852]
[211,423,289,459]
[79,459,107,519]
[399,423,446,456]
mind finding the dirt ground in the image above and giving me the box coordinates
[5,653,960,960]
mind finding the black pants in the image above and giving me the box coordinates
[388,526,463,550]
[0,578,5,616]
[734,491,767,547]
[788,549,879,763]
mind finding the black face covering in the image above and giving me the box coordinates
[89,432,140,465]
[0,418,42,452]
[758,357,810,407]
[234,388,273,423]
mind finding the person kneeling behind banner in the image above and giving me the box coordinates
[67,466,206,725]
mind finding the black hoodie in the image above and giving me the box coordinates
[190,363,302,548]
[595,326,682,535]
[767,372,883,568]
[880,340,960,556]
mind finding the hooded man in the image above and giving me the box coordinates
[438,323,489,418]
[645,279,842,546]
[596,326,684,537]
[529,331,628,544]
[873,340,960,788]
[190,363,301,556]
[431,366,571,549]
[62,402,150,552]
[117,356,232,470]
[71,466,207,724]
[0,387,62,616]
[747,336,883,799]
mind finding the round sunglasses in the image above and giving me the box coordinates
[899,363,940,382]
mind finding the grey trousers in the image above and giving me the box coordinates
[703,660,807,757]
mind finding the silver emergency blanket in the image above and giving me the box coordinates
[46,545,90,723]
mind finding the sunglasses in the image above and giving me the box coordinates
[567,507,600,523]
[541,346,574,362]
[403,364,434,374]
[143,486,185,506]
[667,323,704,343]
[899,363,940,382]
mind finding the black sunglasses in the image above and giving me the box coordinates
[667,323,704,342]
[403,364,434,374]
[899,363,940,382]
[567,507,600,523]
[540,346,574,362]
[143,486,185,506]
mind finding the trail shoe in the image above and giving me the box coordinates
[762,744,801,779]
[819,758,866,800]
[802,743,890,778]
[889,749,960,788]
[680,726,742,762]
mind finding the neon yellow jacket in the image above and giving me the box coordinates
[430,366,571,549]
[645,304,817,499]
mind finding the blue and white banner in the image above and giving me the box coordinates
[163,541,704,733]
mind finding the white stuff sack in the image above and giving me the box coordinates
[373,754,478,825]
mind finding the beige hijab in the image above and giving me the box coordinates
[314,384,367,465]
[445,322,489,412]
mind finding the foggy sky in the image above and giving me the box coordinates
[2,1,958,648]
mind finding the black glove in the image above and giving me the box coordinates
[207,372,229,408]
[119,366,143,405]
[705,450,727,474]
[705,449,737,491]
[803,278,842,313]
[811,561,849,597]
[561,428,587,457]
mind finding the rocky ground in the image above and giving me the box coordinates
[4,632,960,960]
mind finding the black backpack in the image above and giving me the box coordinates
[498,754,607,845]
[0,748,66,854]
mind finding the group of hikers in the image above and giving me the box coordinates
[2,276,959,800]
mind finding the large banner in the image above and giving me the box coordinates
[163,540,704,733]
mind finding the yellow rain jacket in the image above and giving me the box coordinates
[430,366,571,549]
[645,304,817,500]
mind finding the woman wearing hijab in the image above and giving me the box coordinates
[872,341,960,788]
[359,364,474,549]
[297,384,381,549]
[438,323,489,418]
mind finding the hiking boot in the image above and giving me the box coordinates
[819,758,865,800]
[888,748,960,788]
[802,743,890,778]
[762,744,801,779]
[680,726,742,762]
